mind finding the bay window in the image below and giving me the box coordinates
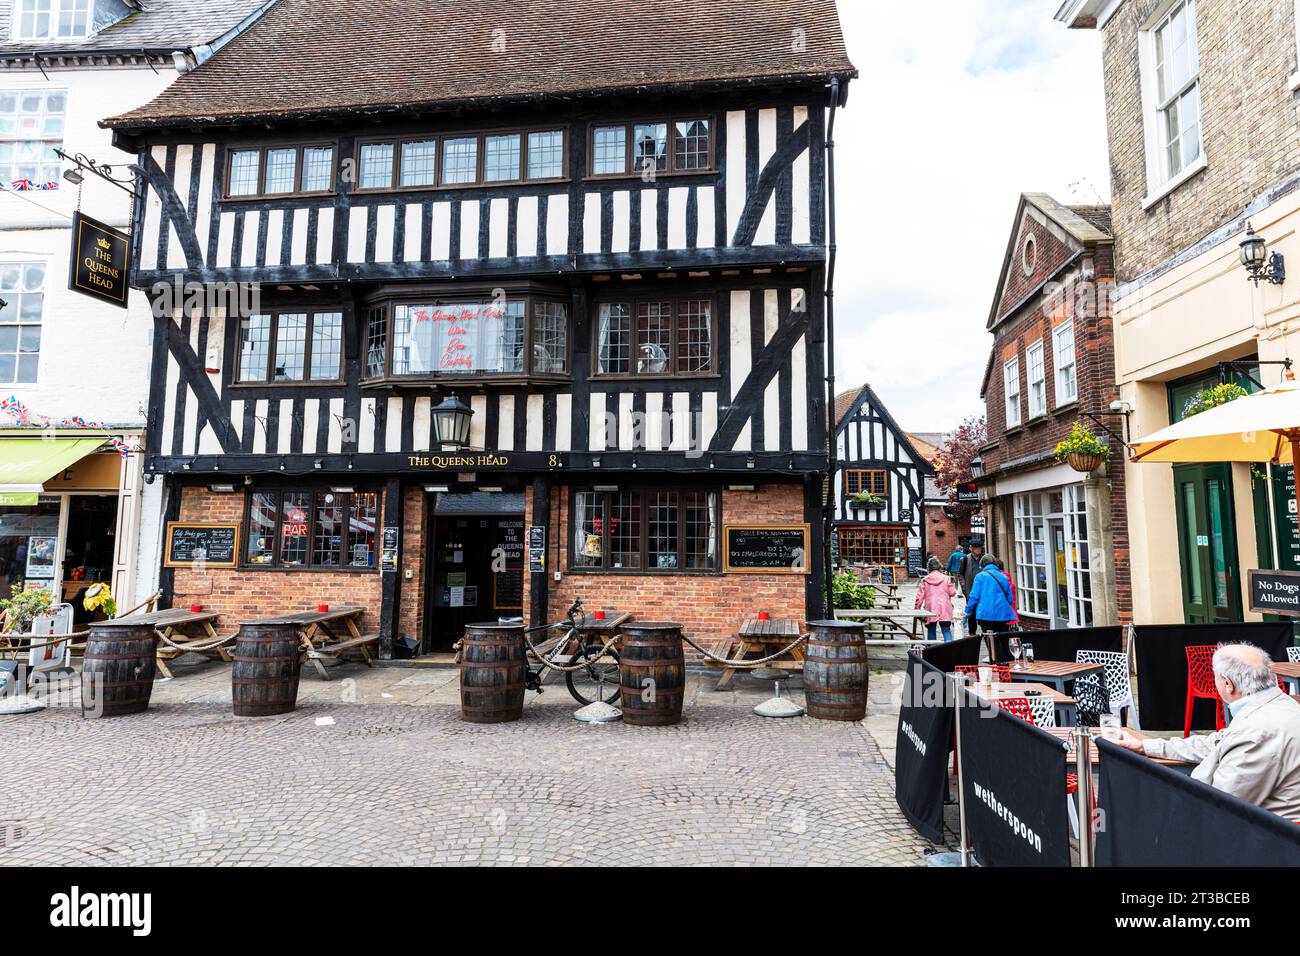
[596,295,715,377]
[572,488,719,573]
[236,310,343,384]
[363,291,569,380]
[1013,493,1049,617]
[245,489,379,570]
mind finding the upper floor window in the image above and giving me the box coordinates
[845,470,888,499]
[237,310,344,384]
[0,260,43,384]
[245,488,379,570]
[13,0,92,40]
[1003,356,1022,428]
[363,292,569,381]
[225,143,335,199]
[1026,340,1047,418]
[1141,0,1202,200]
[1054,321,1078,405]
[0,89,65,189]
[595,296,714,377]
[354,127,567,192]
[589,118,713,178]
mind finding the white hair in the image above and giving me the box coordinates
[1212,643,1276,696]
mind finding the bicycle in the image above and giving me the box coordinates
[519,598,621,706]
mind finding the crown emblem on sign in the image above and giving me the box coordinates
[96,237,111,250]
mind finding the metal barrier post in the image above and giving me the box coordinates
[952,672,970,867]
[1074,725,1094,867]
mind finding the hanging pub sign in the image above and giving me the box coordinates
[68,211,130,309]
[956,482,980,504]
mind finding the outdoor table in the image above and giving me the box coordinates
[1272,662,1300,695]
[247,606,372,680]
[712,617,804,690]
[573,610,631,638]
[122,607,227,679]
[833,607,936,641]
[1004,659,1103,695]
[1044,727,1192,769]
[971,681,1079,727]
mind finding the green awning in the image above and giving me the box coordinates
[0,437,107,496]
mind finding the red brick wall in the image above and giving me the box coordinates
[524,483,809,647]
[398,487,427,641]
[923,503,972,564]
[172,486,383,638]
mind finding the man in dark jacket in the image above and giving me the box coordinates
[958,539,984,597]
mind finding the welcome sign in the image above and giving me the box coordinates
[68,211,131,308]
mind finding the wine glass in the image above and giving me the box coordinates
[1008,636,1022,666]
[1023,643,1035,669]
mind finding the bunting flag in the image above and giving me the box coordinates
[0,395,138,458]
[4,180,58,192]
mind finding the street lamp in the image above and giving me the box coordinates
[432,394,473,450]
[1239,223,1286,286]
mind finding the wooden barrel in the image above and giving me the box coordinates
[232,623,303,717]
[81,624,158,718]
[804,620,869,721]
[619,622,685,727]
[460,623,527,723]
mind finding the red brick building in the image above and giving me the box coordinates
[974,194,1131,628]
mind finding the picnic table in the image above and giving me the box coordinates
[92,608,227,679]
[247,606,374,680]
[1005,659,1104,695]
[1272,661,1300,695]
[710,617,804,690]
[833,607,937,643]
[573,610,631,637]
[971,681,1079,727]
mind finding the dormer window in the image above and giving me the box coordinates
[13,0,93,41]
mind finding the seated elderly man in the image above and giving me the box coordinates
[1113,642,1300,820]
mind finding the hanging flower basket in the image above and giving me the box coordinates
[1066,451,1106,473]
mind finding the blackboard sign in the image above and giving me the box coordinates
[908,547,925,578]
[1248,568,1300,617]
[494,569,524,610]
[723,525,810,574]
[69,211,130,308]
[164,522,239,568]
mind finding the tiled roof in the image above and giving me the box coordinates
[1067,204,1113,238]
[0,0,268,57]
[834,388,862,425]
[105,0,855,128]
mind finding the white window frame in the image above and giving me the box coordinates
[11,0,94,41]
[0,259,46,385]
[1013,493,1049,619]
[1062,484,1094,628]
[1003,357,1021,428]
[1138,0,1206,208]
[1053,320,1078,406]
[0,88,67,189]
[1026,340,1047,419]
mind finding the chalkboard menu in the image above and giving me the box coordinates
[494,570,524,610]
[908,547,925,578]
[723,525,811,574]
[164,522,239,568]
[1248,568,1300,617]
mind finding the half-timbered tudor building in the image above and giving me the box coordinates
[831,386,931,582]
[104,0,857,654]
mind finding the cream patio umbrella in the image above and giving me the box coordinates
[1130,372,1300,516]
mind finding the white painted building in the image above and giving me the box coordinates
[0,0,270,616]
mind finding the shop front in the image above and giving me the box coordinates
[0,433,145,624]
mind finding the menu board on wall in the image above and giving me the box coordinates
[164,523,240,568]
[723,525,811,574]
[494,570,524,610]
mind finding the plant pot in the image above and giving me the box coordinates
[1067,451,1106,473]
[849,500,885,511]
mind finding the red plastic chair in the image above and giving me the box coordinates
[1184,644,1225,738]
[997,696,1036,724]
[955,664,1012,683]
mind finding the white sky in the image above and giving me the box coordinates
[832,0,1111,434]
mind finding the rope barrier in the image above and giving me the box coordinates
[520,626,622,674]
[679,632,808,668]
[0,631,90,655]
[153,629,235,654]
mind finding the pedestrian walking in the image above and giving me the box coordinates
[993,558,1018,627]
[958,539,984,598]
[945,543,966,590]
[916,557,957,642]
[964,554,1017,637]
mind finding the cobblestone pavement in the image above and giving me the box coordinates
[0,659,931,866]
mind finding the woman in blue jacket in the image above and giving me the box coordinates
[964,554,1017,636]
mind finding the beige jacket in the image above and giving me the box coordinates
[1143,688,1300,821]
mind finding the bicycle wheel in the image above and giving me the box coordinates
[565,641,622,705]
